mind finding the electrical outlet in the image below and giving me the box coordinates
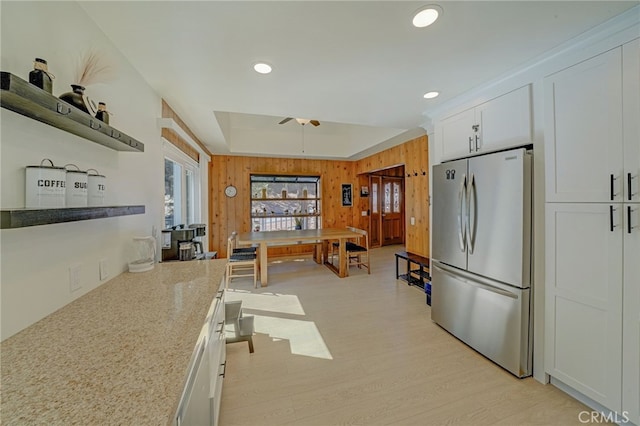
[410,217,416,225]
[69,264,82,292]
[361,211,367,216]
[99,258,109,281]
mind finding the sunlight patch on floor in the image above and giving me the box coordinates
[224,289,332,359]
[252,314,333,360]
[226,289,305,315]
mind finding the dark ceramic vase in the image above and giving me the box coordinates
[59,84,89,114]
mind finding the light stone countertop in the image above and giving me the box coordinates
[0,259,227,425]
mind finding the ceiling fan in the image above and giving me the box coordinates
[278,117,320,127]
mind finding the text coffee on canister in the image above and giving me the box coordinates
[86,169,106,206]
[25,159,66,208]
[64,164,88,207]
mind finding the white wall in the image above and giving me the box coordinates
[425,7,639,383]
[0,2,165,340]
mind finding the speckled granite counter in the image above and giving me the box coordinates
[0,259,227,425]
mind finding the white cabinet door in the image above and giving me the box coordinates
[441,108,475,161]
[545,48,623,203]
[209,295,226,426]
[623,202,640,425]
[476,85,532,153]
[545,203,623,411]
[622,38,640,425]
[623,39,640,203]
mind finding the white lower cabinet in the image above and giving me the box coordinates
[546,202,640,420]
[623,202,640,425]
[175,288,226,426]
[545,203,623,411]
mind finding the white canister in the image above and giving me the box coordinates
[25,159,66,208]
[86,169,106,206]
[64,164,88,207]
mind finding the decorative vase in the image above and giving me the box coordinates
[59,84,90,114]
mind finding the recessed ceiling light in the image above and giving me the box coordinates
[412,5,442,28]
[253,62,272,74]
[423,91,439,99]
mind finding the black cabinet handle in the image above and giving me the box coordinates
[610,174,615,201]
[629,173,633,201]
[610,205,615,232]
[629,206,633,234]
[219,361,227,378]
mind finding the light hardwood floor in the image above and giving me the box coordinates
[220,245,592,426]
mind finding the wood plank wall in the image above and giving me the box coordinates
[209,134,429,258]
[354,135,429,258]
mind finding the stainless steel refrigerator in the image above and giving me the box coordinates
[431,147,533,377]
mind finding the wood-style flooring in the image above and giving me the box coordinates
[219,245,592,426]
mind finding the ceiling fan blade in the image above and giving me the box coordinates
[278,117,293,125]
[310,120,320,127]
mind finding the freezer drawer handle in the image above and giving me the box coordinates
[610,205,617,232]
[610,174,617,201]
[629,173,635,201]
[434,264,518,299]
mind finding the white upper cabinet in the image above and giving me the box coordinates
[623,39,640,204]
[545,47,624,203]
[440,85,532,161]
[441,108,475,160]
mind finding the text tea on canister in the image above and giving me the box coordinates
[86,169,106,206]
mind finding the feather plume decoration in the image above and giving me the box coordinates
[74,50,115,87]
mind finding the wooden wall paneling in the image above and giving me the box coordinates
[209,135,428,259]
[161,128,199,162]
[354,135,429,258]
[161,99,211,156]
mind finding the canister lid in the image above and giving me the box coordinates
[26,159,64,170]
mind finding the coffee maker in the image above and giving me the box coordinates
[161,225,195,261]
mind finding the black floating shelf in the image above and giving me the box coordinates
[0,205,145,229]
[0,72,144,152]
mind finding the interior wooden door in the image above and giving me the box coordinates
[381,177,404,245]
[369,175,381,247]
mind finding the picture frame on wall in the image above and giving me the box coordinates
[342,184,353,207]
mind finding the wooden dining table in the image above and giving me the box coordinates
[236,228,361,286]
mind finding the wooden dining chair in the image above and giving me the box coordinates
[329,226,371,275]
[225,234,258,289]
[345,227,370,275]
[230,231,258,254]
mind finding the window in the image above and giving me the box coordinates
[164,145,200,228]
[250,175,321,231]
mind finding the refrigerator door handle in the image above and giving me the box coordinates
[466,173,476,254]
[433,263,518,299]
[458,174,467,252]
